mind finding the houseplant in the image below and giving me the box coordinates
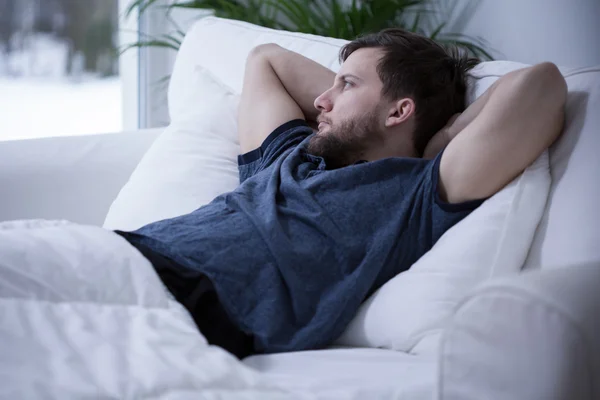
[123,0,493,60]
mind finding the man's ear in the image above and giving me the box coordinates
[385,98,415,128]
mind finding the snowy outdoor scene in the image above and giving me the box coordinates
[0,0,122,141]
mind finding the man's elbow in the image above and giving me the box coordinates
[532,62,568,106]
[247,43,283,62]
[531,62,568,145]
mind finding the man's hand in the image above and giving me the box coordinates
[238,44,335,153]
[423,113,460,159]
[438,62,567,203]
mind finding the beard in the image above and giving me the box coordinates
[306,110,384,169]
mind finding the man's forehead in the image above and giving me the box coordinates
[338,47,382,80]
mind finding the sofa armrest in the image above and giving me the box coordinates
[438,263,600,400]
[0,129,161,226]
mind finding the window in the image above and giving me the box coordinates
[0,0,123,140]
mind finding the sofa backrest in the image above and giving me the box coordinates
[170,16,600,271]
[463,62,600,270]
[522,66,600,269]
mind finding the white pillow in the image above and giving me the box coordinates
[103,67,240,231]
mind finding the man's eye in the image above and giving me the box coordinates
[343,80,353,89]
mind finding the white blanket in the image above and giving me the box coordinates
[0,220,309,399]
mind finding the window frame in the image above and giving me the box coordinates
[118,0,143,131]
[119,0,207,131]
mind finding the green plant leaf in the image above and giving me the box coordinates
[267,0,310,33]
[310,0,330,21]
[161,33,183,46]
[440,32,494,56]
[306,1,332,34]
[346,0,362,38]
[329,0,344,38]
[430,21,446,39]
[288,0,318,32]
[154,74,172,89]
[168,0,205,9]
[267,0,298,26]
[125,0,163,19]
[164,14,187,38]
[410,10,421,32]
[437,34,494,60]
[124,0,493,61]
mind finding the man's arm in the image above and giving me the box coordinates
[437,62,567,203]
[238,43,335,153]
[423,78,500,159]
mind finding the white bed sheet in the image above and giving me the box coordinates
[244,347,437,399]
[0,219,438,399]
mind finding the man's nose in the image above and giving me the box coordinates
[314,90,333,113]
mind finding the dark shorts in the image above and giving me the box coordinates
[114,231,254,359]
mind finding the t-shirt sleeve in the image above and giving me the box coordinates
[424,147,487,242]
[238,119,313,184]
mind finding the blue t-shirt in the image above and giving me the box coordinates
[123,119,483,354]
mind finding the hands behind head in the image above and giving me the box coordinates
[422,113,461,159]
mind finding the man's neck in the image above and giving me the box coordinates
[363,141,417,162]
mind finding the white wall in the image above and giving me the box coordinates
[449,0,600,67]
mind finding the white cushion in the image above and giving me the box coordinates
[523,66,600,270]
[437,263,600,400]
[0,128,161,226]
[168,17,347,97]
[103,67,240,231]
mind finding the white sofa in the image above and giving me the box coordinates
[1,17,599,399]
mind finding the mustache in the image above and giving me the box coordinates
[317,115,332,125]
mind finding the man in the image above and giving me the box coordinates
[116,29,567,359]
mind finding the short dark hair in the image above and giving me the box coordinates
[340,28,479,156]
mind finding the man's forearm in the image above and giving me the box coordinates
[258,43,335,122]
[446,65,546,139]
[423,66,536,159]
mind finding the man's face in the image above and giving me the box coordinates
[308,47,388,168]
